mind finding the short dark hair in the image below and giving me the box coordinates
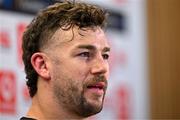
[22,1,108,97]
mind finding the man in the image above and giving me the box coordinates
[21,1,110,120]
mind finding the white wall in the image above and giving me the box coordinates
[0,0,148,119]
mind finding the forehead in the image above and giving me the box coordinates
[51,26,109,49]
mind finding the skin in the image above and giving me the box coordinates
[28,26,110,120]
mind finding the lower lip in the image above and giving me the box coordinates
[87,88,104,96]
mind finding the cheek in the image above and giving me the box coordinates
[106,73,110,82]
[103,63,110,79]
[107,66,110,77]
[74,70,89,84]
[71,63,90,80]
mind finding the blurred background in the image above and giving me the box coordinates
[0,0,179,120]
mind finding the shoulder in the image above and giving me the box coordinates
[20,117,37,120]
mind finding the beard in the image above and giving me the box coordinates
[52,75,107,117]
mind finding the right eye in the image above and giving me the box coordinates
[78,52,90,58]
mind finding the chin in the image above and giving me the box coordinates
[80,106,103,117]
[78,99,104,117]
[75,90,106,117]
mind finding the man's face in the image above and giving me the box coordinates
[47,27,110,117]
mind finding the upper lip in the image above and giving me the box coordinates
[87,82,106,89]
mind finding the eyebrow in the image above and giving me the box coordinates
[77,45,110,52]
[103,47,110,52]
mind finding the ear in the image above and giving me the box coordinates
[31,52,51,80]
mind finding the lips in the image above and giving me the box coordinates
[87,82,105,89]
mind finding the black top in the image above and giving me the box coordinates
[20,117,37,120]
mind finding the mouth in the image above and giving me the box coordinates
[87,82,105,90]
[86,82,106,96]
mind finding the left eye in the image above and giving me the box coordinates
[102,54,109,60]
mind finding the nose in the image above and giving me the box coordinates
[90,56,109,75]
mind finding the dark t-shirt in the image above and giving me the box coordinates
[20,117,37,120]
